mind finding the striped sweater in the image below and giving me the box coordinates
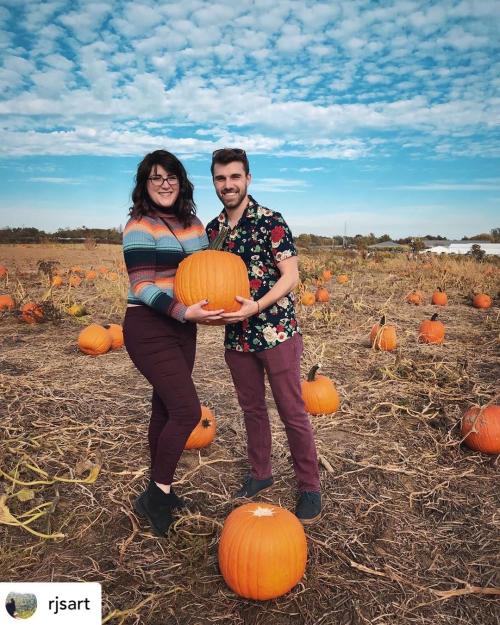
[123,213,208,321]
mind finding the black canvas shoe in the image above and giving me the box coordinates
[134,481,181,536]
[135,481,186,517]
[234,475,274,499]
[295,491,322,525]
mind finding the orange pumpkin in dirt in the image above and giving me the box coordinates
[337,274,349,284]
[472,293,492,309]
[370,315,397,351]
[0,294,15,311]
[431,287,447,306]
[418,313,445,344]
[301,365,340,415]
[51,275,63,288]
[315,287,329,303]
[104,323,124,349]
[98,266,109,274]
[185,406,216,449]
[322,269,332,281]
[69,275,82,287]
[301,292,316,306]
[85,270,97,281]
[406,291,423,305]
[78,324,112,355]
[218,502,307,600]
[21,302,44,324]
[107,272,119,282]
[461,405,500,454]
[0,265,7,279]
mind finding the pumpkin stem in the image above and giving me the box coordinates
[431,313,439,321]
[380,314,386,326]
[307,364,320,382]
[209,225,231,250]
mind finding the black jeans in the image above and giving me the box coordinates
[123,306,200,484]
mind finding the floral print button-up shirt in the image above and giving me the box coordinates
[206,195,301,352]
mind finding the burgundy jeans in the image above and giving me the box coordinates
[123,306,201,484]
[224,333,320,493]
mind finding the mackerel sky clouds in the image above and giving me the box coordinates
[0,0,499,237]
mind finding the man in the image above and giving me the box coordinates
[206,147,321,524]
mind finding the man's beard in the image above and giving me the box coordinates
[218,185,247,209]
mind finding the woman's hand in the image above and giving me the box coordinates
[184,299,224,324]
[219,296,259,324]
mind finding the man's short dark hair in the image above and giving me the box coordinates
[211,148,249,176]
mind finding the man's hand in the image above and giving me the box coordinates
[184,299,225,323]
[219,295,259,324]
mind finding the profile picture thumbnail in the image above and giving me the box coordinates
[5,592,37,619]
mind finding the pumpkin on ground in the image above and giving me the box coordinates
[0,265,7,279]
[461,405,500,454]
[78,324,112,355]
[85,270,97,281]
[0,295,15,311]
[185,406,216,449]
[104,323,124,349]
[21,302,44,324]
[406,291,423,305]
[419,313,445,344]
[370,315,397,351]
[67,303,87,317]
[337,274,349,284]
[218,502,307,600]
[431,287,448,306]
[322,269,332,281]
[301,292,316,306]
[315,287,329,303]
[472,293,492,309]
[69,275,82,287]
[174,227,250,319]
[51,275,63,288]
[301,364,340,415]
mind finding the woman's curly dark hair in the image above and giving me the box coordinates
[129,150,196,227]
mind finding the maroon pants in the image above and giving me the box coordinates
[123,306,201,484]
[224,333,320,492]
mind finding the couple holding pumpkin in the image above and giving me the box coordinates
[122,148,321,536]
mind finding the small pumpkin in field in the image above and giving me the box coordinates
[51,275,63,288]
[315,287,329,303]
[322,269,332,280]
[301,364,340,415]
[431,287,447,306]
[185,406,216,449]
[472,293,492,309]
[406,291,423,305]
[461,405,500,454]
[418,313,445,344]
[0,265,7,279]
[69,275,82,287]
[21,302,44,324]
[98,265,109,274]
[104,323,124,349]
[0,295,15,311]
[337,274,349,284]
[67,303,87,317]
[107,271,119,282]
[218,502,307,600]
[301,292,315,306]
[370,315,397,351]
[78,324,112,355]
[85,270,97,281]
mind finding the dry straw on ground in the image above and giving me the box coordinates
[0,244,499,625]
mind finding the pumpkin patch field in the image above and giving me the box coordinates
[1,243,499,625]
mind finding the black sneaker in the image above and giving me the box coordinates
[134,482,182,536]
[234,475,274,499]
[135,481,186,516]
[295,491,322,525]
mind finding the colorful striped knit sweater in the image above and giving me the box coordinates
[123,213,208,322]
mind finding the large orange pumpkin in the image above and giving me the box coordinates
[218,502,307,600]
[418,313,445,344]
[461,405,500,454]
[174,228,250,316]
[104,323,124,349]
[370,315,397,351]
[472,293,492,309]
[0,295,15,311]
[185,406,216,449]
[301,364,340,415]
[78,324,112,355]
[21,302,44,324]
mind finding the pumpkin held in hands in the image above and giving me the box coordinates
[418,313,445,344]
[185,406,216,449]
[174,227,250,317]
[301,364,340,415]
[370,315,397,351]
[218,502,307,600]
[461,405,500,454]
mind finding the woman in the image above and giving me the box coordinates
[123,150,223,536]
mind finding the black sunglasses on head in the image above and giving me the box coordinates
[212,148,246,157]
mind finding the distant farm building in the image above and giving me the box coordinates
[420,240,500,256]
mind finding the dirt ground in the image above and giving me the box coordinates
[0,244,499,625]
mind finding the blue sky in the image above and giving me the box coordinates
[0,0,499,238]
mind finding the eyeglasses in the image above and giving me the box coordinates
[148,175,179,187]
[212,148,246,157]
